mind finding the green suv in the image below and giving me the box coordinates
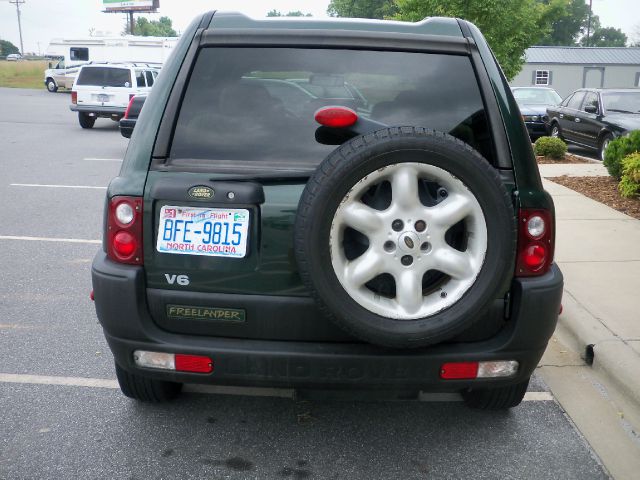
[91,12,563,409]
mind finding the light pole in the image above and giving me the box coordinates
[9,0,25,55]
[586,0,593,47]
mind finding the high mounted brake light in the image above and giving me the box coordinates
[315,106,358,128]
[515,209,554,277]
[107,196,143,265]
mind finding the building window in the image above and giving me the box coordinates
[535,70,550,86]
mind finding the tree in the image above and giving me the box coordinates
[0,39,19,56]
[582,26,628,47]
[632,23,640,47]
[393,0,548,80]
[327,0,397,19]
[267,10,312,17]
[536,0,590,46]
[131,16,177,36]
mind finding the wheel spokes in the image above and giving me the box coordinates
[395,269,423,314]
[432,246,473,280]
[430,193,472,229]
[343,249,385,288]
[339,202,383,236]
[390,164,420,210]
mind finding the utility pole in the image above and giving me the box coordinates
[586,0,593,47]
[9,0,25,55]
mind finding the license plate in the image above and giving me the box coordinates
[97,94,109,102]
[156,206,250,258]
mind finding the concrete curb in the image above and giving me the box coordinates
[554,290,640,408]
[570,153,601,164]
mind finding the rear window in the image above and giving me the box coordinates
[76,67,131,87]
[169,48,494,172]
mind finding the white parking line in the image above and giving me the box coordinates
[0,235,101,244]
[522,391,554,401]
[419,392,554,402]
[0,372,555,401]
[10,183,107,190]
[83,158,122,162]
[0,373,118,389]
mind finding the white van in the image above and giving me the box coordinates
[44,36,176,92]
[70,63,159,129]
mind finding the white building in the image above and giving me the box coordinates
[511,46,640,98]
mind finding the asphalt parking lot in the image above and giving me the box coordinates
[0,88,610,479]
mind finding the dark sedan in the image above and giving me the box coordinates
[547,88,640,160]
[512,87,562,140]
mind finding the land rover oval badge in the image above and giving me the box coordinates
[188,185,214,200]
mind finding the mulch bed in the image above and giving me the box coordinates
[548,175,640,220]
[536,153,591,164]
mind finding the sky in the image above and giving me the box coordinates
[0,0,639,54]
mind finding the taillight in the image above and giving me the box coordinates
[124,95,136,119]
[515,208,554,277]
[107,196,143,265]
[315,106,358,128]
[71,91,77,104]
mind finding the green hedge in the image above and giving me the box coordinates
[603,130,640,179]
[619,152,640,199]
[534,136,567,160]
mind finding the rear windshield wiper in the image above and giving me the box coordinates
[606,108,638,114]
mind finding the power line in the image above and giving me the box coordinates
[9,0,25,55]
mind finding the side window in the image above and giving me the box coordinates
[567,91,586,110]
[70,48,89,61]
[145,70,154,87]
[535,70,550,86]
[135,70,146,88]
[582,92,598,112]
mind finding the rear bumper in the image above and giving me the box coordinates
[70,105,126,116]
[119,118,136,138]
[525,121,549,138]
[92,252,563,391]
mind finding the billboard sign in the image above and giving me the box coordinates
[103,0,158,12]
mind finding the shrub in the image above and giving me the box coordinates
[603,130,640,179]
[618,152,640,199]
[534,136,567,160]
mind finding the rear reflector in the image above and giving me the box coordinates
[440,362,478,379]
[175,354,214,373]
[315,106,358,128]
[133,350,213,374]
[440,360,519,379]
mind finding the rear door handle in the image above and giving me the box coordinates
[575,118,581,123]
[559,114,564,118]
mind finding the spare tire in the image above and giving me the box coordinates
[294,127,516,348]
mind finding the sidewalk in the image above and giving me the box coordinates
[539,163,640,407]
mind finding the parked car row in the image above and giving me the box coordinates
[512,85,640,160]
[547,88,640,160]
